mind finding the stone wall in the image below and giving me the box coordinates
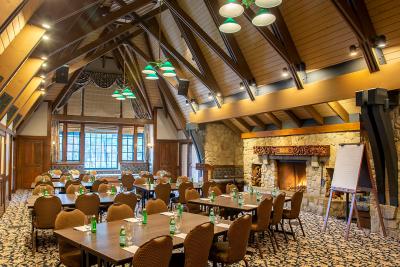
[204,123,243,166]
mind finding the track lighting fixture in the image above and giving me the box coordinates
[349,45,358,57]
[374,35,387,48]
[281,67,289,77]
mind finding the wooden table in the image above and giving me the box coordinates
[26,192,118,208]
[54,212,230,266]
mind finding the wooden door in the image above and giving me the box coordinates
[154,141,179,177]
[17,136,47,189]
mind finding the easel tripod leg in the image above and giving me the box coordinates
[323,189,333,232]
[345,193,356,240]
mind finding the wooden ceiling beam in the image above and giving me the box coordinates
[304,105,324,125]
[163,0,256,98]
[52,114,153,125]
[331,0,379,73]
[327,101,349,123]
[283,110,302,128]
[264,112,282,129]
[204,0,255,100]
[234,117,253,132]
[243,9,303,89]
[171,16,223,106]
[222,120,242,135]
[34,0,153,57]
[247,115,266,130]
[0,0,28,35]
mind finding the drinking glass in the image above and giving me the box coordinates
[125,222,134,246]
[136,209,143,224]
[214,207,220,224]
[175,215,182,234]
[85,215,91,232]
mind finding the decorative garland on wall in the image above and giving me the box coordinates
[76,71,124,89]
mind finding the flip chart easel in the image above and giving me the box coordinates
[322,143,386,240]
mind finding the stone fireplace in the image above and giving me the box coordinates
[277,160,307,191]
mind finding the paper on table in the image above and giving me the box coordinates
[124,218,139,223]
[215,223,230,229]
[174,233,187,239]
[74,226,90,232]
[220,194,231,197]
[123,245,139,254]
[243,204,258,208]
[199,198,211,201]
[160,212,175,216]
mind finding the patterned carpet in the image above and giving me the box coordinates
[0,190,399,267]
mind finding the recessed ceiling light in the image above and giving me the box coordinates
[42,23,51,29]
[42,62,47,68]
[282,67,289,77]
[42,34,49,40]
[41,56,48,60]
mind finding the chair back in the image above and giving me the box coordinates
[254,196,273,231]
[55,209,86,255]
[41,172,53,179]
[35,180,54,187]
[34,196,62,229]
[145,199,168,215]
[60,174,72,183]
[202,181,216,197]
[142,173,154,183]
[66,184,87,194]
[114,192,138,213]
[32,184,55,195]
[34,175,51,183]
[157,176,170,184]
[92,179,108,192]
[177,176,189,184]
[75,193,100,219]
[154,183,171,205]
[107,203,134,222]
[184,222,214,267]
[121,174,135,191]
[289,190,304,219]
[155,170,171,177]
[209,186,222,196]
[185,189,201,214]
[226,183,238,194]
[132,235,173,267]
[227,215,252,263]
[81,174,92,182]
[97,183,109,193]
[134,177,146,185]
[271,193,286,225]
[65,179,81,191]
[178,182,193,203]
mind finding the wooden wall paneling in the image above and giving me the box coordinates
[0,25,45,91]
[153,140,179,177]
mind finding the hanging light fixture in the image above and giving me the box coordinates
[116,95,126,100]
[252,8,275,26]
[142,64,156,74]
[255,0,282,8]
[111,46,137,100]
[160,61,175,71]
[219,0,244,18]
[163,69,177,77]
[112,90,122,98]
[146,73,159,80]
[219,18,241,33]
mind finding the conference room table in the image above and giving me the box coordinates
[30,181,94,190]
[133,182,202,207]
[54,212,231,266]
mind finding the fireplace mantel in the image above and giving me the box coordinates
[253,145,330,157]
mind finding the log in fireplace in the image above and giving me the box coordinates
[277,160,307,191]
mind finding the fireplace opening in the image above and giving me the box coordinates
[277,160,306,191]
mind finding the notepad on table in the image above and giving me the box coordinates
[199,198,211,201]
[220,194,231,197]
[160,212,175,216]
[174,233,187,239]
[74,226,90,232]
[243,204,258,208]
[124,218,139,223]
[215,223,230,229]
[123,245,139,254]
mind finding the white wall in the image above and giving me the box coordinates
[156,109,186,140]
[18,102,48,136]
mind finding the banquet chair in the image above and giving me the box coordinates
[64,180,81,191]
[92,179,108,192]
[226,183,238,194]
[209,186,222,196]
[174,182,193,204]
[34,175,51,183]
[32,184,55,195]
[107,203,134,222]
[169,222,214,267]
[32,196,62,252]
[177,176,189,184]
[250,196,275,254]
[66,184,87,195]
[269,193,287,249]
[185,189,202,214]
[114,191,138,213]
[202,181,216,197]
[121,173,135,191]
[75,193,100,221]
[81,174,92,182]
[146,199,168,215]
[155,183,171,206]
[97,183,109,194]
[282,190,305,239]
[209,215,252,267]
[132,236,173,267]
[35,180,54,188]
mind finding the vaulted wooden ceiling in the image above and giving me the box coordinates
[1,0,400,132]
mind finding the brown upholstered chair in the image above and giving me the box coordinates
[114,192,138,213]
[282,190,305,239]
[35,180,54,188]
[60,174,72,183]
[66,184,87,194]
[81,174,92,182]
[32,184,55,195]
[185,189,201,214]
[142,173,155,183]
[226,183,238,194]
[55,209,96,267]
[202,181,216,198]
[106,203,134,222]
[133,235,173,267]
[146,199,168,215]
[269,193,287,248]
[209,215,252,267]
[92,179,108,192]
[155,170,171,178]
[97,183,110,194]
[75,193,100,221]
[177,176,189,184]
[41,172,53,179]
[134,177,146,185]
[209,186,222,196]
[64,180,81,191]
[155,183,171,205]
[157,176,170,184]
[169,222,214,267]
[32,196,62,252]
[121,174,135,191]
[34,175,51,183]
[175,182,194,204]
[250,196,275,254]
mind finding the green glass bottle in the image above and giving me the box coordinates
[211,191,216,202]
[142,209,148,225]
[177,203,183,218]
[91,215,97,233]
[238,193,244,206]
[44,188,49,196]
[79,185,84,195]
[249,185,254,195]
[119,225,126,247]
[111,184,116,195]
[169,215,176,235]
[209,208,215,224]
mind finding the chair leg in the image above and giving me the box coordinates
[255,233,264,259]
[271,228,279,250]
[243,258,249,267]
[288,219,296,241]
[31,229,36,253]
[35,230,38,252]
[280,221,288,242]
[298,217,305,236]
[267,230,276,254]
[213,261,217,267]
